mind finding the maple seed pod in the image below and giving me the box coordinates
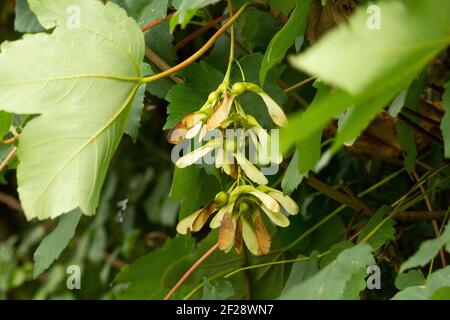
[231,82,247,95]
[207,91,219,104]
[215,191,228,207]
[239,202,250,214]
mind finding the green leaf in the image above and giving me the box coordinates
[357,205,396,251]
[14,0,44,33]
[260,0,312,85]
[393,266,450,300]
[0,112,12,138]
[395,270,426,290]
[295,82,327,172]
[125,0,168,26]
[429,287,450,300]
[279,244,374,299]
[442,82,450,158]
[291,0,450,96]
[115,236,195,299]
[283,0,450,156]
[280,254,318,295]
[400,220,450,273]
[125,83,147,142]
[170,166,220,219]
[397,121,417,174]
[281,149,304,194]
[202,278,234,300]
[164,62,223,129]
[268,0,297,16]
[170,0,221,31]
[281,88,353,154]
[0,0,145,220]
[319,240,353,268]
[33,209,82,278]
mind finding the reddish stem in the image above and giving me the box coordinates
[141,13,175,32]
[0,146,17,172]
[163,243,219,300]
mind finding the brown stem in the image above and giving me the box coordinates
[0,192,22,212]
[141,13,175,32]
[398,114,443,146]
[142,4,252,84]
[144,47,183,84]
[306,175,372,214]
[175,9,239,50]
[0,146,17,172]
[163,242,219,300]
[402,107,441,126]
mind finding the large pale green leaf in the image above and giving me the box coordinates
[279,244,374,299]
[291,0,450,96]
[400,220,450,273]
[0,0,145,220]
[259,0,312,85]
[33,209,82,278]
[393,266,450,300]
[282,0,450,156]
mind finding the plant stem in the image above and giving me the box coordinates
[141,13,175,32]
[284,76,316,93]
[175,10,238,50]
[223,0,235,85]
[163,243,219,300]
[141,3,251,84]
[0,146,17,172]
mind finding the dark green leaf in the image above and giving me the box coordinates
[357,205,396,251]
[260,0,312,85]
[33,209,82,278]
[279,244,374,299]
[115,236,195,299]
[202,278,234,300]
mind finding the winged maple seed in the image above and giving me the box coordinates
[170,80,295,255]
[166,81,288,145]
[176,185,299,255]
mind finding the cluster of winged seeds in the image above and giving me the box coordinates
[167,81,299,255]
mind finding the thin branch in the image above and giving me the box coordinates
[144,47,183,84]
[306,175,372,214]
[284,76,316,93]
[175,10,238,50]
[402,107,441,126]
[0,146,17,172]
[141,3,253,84]
[2,135,19,144]
[163,243,219,300]
[141,13,175,32]
[398,113,444,146]
[0,192,22,212]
